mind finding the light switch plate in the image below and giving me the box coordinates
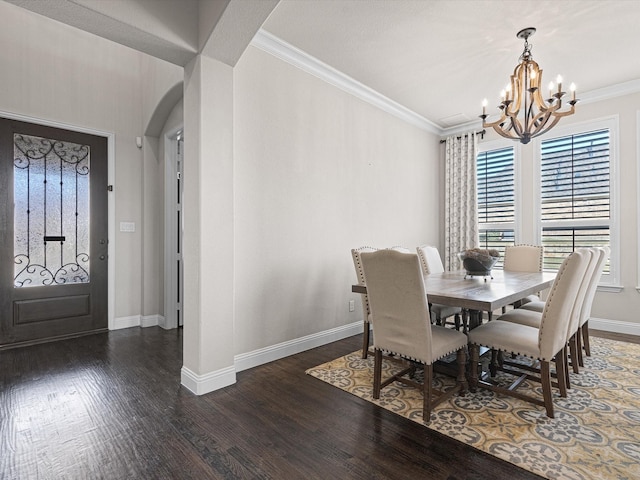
[120,222,135,232]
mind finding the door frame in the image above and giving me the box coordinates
[1,110,116,330]
[164,125,183,329]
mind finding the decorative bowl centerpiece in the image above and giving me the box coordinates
[458,248,500,279]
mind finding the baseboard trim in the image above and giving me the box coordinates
[177,321,363,395]
[113,315,141,330]
[158,315,176,330]
[589,317,640,336]
[234,320,363,373]
[113,314,165,329]
[141,314,163,328]
[181,365,236,395]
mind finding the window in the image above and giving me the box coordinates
[539,126,614,279]
[476,145,515,266]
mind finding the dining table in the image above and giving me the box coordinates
[352,269,556,331]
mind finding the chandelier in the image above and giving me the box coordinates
[480,28,578,144]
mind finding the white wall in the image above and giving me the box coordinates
[140,59,183,321]
[233,46,441,354]
[481,91,640,328]
[0,2,182,325]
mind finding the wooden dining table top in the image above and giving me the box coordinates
[352,269,556,313]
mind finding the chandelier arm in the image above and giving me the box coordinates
[550,104,577,118]
[482,114,508,129]
[528,115,564,140]
[506,65,522,117]
[530,111,553,135]
[524,89,534,137]
[524,65,533,133]
[489,125,520,141]
[509,115,525,137]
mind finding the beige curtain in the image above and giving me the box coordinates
[444,132,479,270]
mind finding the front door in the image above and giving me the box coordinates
[0,118,108,348]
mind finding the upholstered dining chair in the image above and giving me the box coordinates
[351,246,378,358]
[351,245,430,358]
[501,244,544,312]
[467,250,590,418]
[360,249,468,424]
[416,245,464,331]
[519,247,609,367]
[498,248,597,382]
[577,247,610,363]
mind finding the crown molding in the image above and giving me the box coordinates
[440,119,485,138]
[251,29,441,135]
[578,79,640,104]
[251,30,640,137]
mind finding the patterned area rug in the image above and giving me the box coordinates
[306,337,640,480]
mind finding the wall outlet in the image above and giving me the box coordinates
[349,300,355,312]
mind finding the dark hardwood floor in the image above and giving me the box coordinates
[2,327,629,479]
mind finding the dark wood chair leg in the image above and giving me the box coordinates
[362,322,370,359]
[540,360,555,418]
[582,321,591,356]
[563,345,571,390]
[555,349,568,398]
[576,328,584,367]
[490,349,499,377]
[569,334,580,374]
[454,313,461,331]
[373,349,382,398]
[423,364,433,424]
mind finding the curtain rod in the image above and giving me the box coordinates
[439,129,485,143]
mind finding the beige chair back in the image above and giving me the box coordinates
[504,244,543,272]
[565,248,597,341]
[578,247,609,328]
[416,245,445,274]
[351,246,377,320]
[360,250,433,364]
[389,246,412,254]
[538,250,590,360]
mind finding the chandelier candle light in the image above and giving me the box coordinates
[480,27,578,144]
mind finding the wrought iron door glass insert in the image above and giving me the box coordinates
[14,134,90,287]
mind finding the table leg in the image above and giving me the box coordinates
[467,309,482,330]
[469,344,479,392]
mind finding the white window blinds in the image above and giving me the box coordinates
[477,146,515,262]
[540,129,610,271]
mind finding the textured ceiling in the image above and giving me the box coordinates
[4,0,640,132]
